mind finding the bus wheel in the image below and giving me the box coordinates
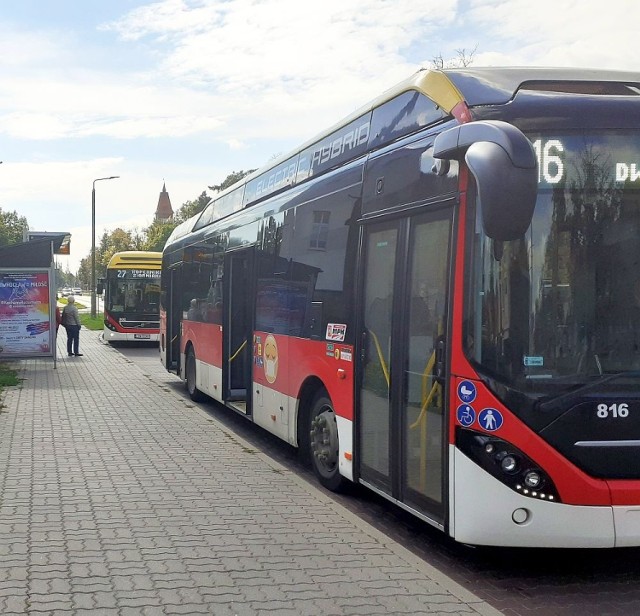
[186,347,206,402]
[308,392,347,492]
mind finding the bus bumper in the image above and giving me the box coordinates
[451,447,630,548]
[104,331,159,343]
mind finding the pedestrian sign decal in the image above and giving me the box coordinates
[457,404,476,427]
[479,408,503,432]
[457,380,476,403]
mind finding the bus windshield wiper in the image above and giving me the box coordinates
[536,371,640,413]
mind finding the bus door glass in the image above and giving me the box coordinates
[224,248,254,412]
[166,266,182,371]
[358,206,452,522]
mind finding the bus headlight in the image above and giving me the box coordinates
[524,470,542,488]
[456,427,560,502]
[500,454,519,474]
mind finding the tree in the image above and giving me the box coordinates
[78,172,258,275]
[76,257,92,289]
[139,190,212,253]
[76,228,141,288]
[141,175,255,253]
[431,45,478,70]
[54,262,76,290]
[144,219,178,252]
[208,170,255,194]
[0,208,29,247]
[99,228,138,270]
[174,191,211,223]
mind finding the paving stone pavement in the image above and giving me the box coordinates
[0,330,503,616]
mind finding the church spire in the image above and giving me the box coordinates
[155,181,173,222]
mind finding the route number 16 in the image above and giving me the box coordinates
[532,139,565,184]
[597,403,629,418]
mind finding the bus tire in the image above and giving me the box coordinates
[308,391,347,492]
[185,347,206,402]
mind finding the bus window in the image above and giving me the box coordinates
[369,90,447,149]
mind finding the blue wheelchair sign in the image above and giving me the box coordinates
[456,404,476,427]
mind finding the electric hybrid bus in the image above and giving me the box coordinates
[102,251,161,343]
[160,68,640,547]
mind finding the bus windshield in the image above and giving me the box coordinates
[106,269,160,314]
[465,129,640,394]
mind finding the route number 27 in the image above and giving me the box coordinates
[597,403,629,418]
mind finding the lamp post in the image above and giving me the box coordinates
[91,176,119,318]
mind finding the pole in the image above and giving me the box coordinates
[91,185,96,318]
[91,176,120,319]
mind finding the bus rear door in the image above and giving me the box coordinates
[165,266,182,372]
[223,247,255,414]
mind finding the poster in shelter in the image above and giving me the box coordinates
[0,271,52,356]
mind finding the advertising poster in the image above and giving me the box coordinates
[0,270,52,357]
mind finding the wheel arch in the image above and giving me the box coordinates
[184,341,207,402]
[180,338,194,381]
[295,376,327,454]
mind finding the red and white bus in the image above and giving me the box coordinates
[102,251,161,343]
[160,67,640,547]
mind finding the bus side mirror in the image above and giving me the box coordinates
[433,120,538,241]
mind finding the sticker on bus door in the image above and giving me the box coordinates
[326,323,346,342]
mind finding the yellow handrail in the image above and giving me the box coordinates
[408,351,441,493]
[229,339,247,362]
[368,329,390,388]
[409,383,440,429]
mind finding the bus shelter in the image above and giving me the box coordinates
[0,234,68,367]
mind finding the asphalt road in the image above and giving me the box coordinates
[113,340,640,616]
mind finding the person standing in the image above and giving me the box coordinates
[61,296,83,357]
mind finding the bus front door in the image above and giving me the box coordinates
[358,206,452,526]
[223,248,254,415]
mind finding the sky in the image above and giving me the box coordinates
[0,0,638,273]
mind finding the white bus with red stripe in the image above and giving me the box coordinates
[161,68,640,547]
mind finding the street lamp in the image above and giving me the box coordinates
[91,176,119,318]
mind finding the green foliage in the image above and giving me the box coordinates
[80,313,104,331]
[138,190,214,253]
[0,208,29,248]
[174,190,211,223]
[143,219,177,252]
[75,227,142,288]
[208,170,255,194]
[75,171,257,280]
[0,362,20,388]
[54,264,77,290]
[76,257,92,289]
[99,228,137,268]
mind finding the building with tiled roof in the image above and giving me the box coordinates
[155,182,174,222]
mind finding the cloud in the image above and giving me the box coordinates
[105,0,457,117]
[0,156,217,272]
[2,0,639,274]
[0,24,71,70]
[466,0,639,70]
[0,74,226,140]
